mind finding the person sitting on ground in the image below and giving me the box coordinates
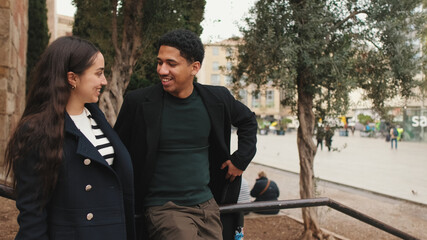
[250,171,280,214]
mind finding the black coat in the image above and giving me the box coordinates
[250,177,280,214]
[250,177,280,202]
[114,83,258,240]
[14,103,136,240]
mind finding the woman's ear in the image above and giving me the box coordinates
[67,72,76,88]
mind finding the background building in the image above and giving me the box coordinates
[46,0,73,42]
[197,39,291,123]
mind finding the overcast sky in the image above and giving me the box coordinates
[56,0,257,43]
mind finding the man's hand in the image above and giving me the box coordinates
[220,160,243,182]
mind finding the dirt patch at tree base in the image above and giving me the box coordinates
[244,214,346,240]
[0,198,19,240]
[244,214,305,240]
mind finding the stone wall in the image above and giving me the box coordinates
[0,0,28,167]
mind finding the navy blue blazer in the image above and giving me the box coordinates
[14,103,136,240]
[114,83,257,240]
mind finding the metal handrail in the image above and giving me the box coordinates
[0,184,419,240]
[0,184,14,200]
[219,198,420,240]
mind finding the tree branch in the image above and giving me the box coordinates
[326,9,368,45]
[111,0,120,57]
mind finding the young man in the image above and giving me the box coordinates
[114,29,257,240]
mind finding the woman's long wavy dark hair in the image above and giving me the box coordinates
[4,36,99,204]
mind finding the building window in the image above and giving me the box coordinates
[225,48,232,57]
[212,61,219,71]
[211,74,221,85]
[212,47,219,56]
[226,62,232,71]
[239,75,247,87]
[252,92,260,108]
[266,90,274,108]
[239,90,247,105]
[225,76,233,85]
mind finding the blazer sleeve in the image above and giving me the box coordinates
[226,90,257,171]
[14,153,49,240]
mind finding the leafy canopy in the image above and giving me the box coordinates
[27,0,50,93]
[72,0,206,92]
[233,0,425,119]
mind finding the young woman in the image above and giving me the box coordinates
[4,36,135,240]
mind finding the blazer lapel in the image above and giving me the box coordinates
[194,83,225,142]
[141,85,164,171]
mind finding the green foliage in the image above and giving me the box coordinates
[26,0,50,93]
[233,0,424,119]
[420,3,427,97]
[72,0,206,92]
[280,118,292,129]
[357,113,374,126]
[72,0,114,79]
[130,0,205,91]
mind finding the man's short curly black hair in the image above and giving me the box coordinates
[158,29,205,65]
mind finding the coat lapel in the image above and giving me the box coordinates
[85,103,134,194]
[64,111,110,168]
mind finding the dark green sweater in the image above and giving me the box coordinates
[144,90,213,207]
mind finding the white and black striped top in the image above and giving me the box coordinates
[69,108,115,165]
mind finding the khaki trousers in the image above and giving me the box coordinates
[144,198,223,240]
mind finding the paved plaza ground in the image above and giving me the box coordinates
[234,129,427,205]
[233,130,427,239]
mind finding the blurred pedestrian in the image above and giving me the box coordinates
[390,126,398,149]
[325,125,334,151]
[316,126,325,151]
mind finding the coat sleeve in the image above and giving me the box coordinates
[14,153,49,240]
[250,180,262,198]
[226,90,257,171]
[273,181,280,198]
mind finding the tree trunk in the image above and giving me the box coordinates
[99,59,130,125]
[297,72,331,240]
[98,0,143,125]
